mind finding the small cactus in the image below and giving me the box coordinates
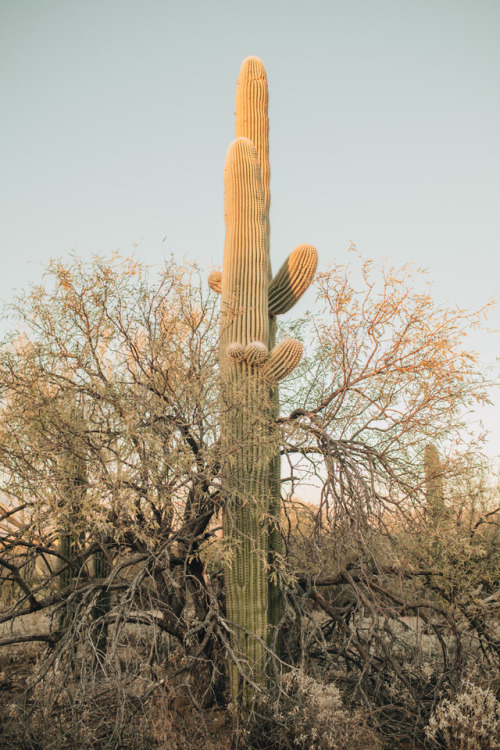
[216,57,317,703]
[424,443,445,523]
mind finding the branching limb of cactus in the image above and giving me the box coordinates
[268,244,318,316]
[208,270,222,294]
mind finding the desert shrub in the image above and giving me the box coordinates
[244,668,381,750]
[278,669,380,750]
[425,681,500,749]
[0,253,496,748]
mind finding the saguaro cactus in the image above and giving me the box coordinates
[92,544,110,657]
[213,57,317,702]
[58,407,87,633]
[424,443,445,523]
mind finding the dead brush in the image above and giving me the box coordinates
[426,681,500,750]
[248,667,381,750]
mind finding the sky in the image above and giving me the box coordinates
[1,0,499,458]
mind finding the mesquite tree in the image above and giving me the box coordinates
[209,57,317,701]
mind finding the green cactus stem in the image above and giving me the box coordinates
[424,443,445,523]
[59,532,80,594]
[220,136,273,704]
[234,57,316,645]
[92,545,110,658]
[58,408,87,634]
[217,57,317,704]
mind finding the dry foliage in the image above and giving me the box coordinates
[426,681,500,749]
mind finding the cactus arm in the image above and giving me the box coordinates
[264,338,303,383]
[268,244,318,316]
[208,270,222,294]
[227,337,302,382]
[227,341,245,361]
[227,340,269,365]
[221,137,269,352]
[244,341,269,365]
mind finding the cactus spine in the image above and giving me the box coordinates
[216,57,317,703]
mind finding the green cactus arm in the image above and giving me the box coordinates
[227,338,303,376]
[208,269,222,294]
[268,244,318,315]
[264,338,303,383]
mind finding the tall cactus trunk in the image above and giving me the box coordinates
[220,136,272,704]
[58,532,78,589]
[58,406,87,636]
[91,546,110,658]
[235,58,281,643]
[58,513,84,637]
[212,58,317,705]
[424,443,445,525]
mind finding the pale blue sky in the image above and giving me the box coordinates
[1,0,499,455]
